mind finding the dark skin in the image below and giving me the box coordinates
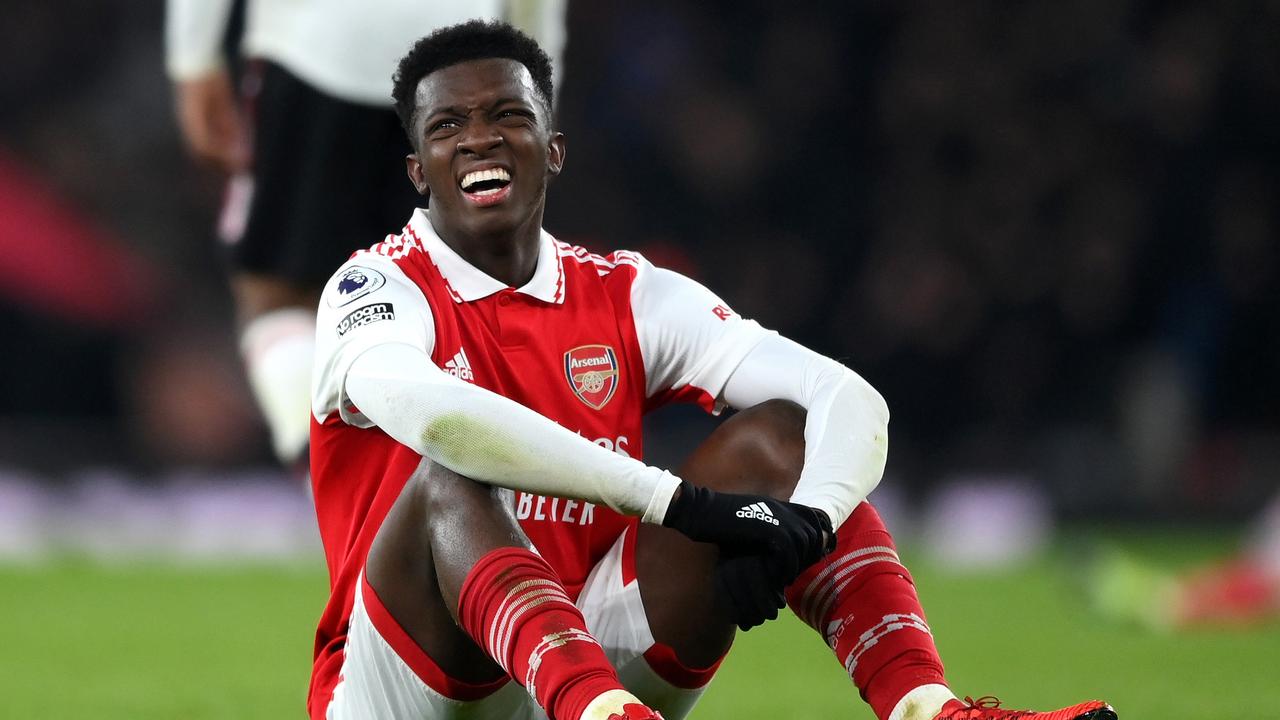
[365,57,805,693]
[404,58,564,287]
[366,400,806,683]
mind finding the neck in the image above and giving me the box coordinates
[428,207,544,287]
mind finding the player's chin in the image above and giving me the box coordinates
[457,202,524,235]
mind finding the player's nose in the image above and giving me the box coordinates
[456,120,503,155]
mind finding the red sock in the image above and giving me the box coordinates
[457,547,623,720]
[786,502,947,720]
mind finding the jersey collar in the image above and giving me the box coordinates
[409,208,565,305]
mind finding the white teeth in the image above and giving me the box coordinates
[461,167,511,190]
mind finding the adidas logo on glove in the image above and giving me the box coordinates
[735,502,780,526]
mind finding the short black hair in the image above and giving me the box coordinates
[392,19,554,142]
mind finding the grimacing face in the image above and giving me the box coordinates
[405,58,564,242]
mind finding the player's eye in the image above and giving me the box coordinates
[497,109,534,125]
[428,119,461,136]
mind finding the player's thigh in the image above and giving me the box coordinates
[364,459,507,684]
[635,400,807,665]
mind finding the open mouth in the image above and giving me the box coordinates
[459,167,513,206]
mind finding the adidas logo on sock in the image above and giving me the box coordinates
[735,502,780,525]
[444,348,475,382]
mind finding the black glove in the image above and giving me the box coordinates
[662,480,834,573]
[713,503,836,631]
[714,551,790,631]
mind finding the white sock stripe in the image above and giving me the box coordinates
[488,578,561,659]
[860,612,929,639]
[524,630,600,698]
[845,619,934,676]
[808,550,901,620]
[494,590,574,665]
[493,587,575,663]
[498,592,576,662]
[816,570,884,632]
[842,613,932,676]
[801,553,900,625]
[798,545,900,621]
[489,580,569,661]
[849,613,931,657]
[807,553,901,627]
[497,599,578,670]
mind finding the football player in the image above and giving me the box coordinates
[306,20,1118,720]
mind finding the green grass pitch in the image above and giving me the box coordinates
[2,528,1275,718]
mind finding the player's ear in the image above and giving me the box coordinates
[546,132,566,177]
[406,153,430,197]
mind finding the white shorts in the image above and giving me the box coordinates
[327,528,714,720]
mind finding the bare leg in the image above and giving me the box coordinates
[365,460,520,683]
[364,460,654,720]
[230,272,319,328]
[636,400,807,667]
[634,400,952,720]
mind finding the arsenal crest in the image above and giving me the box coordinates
[564,344,619,410]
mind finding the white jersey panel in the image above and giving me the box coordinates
[312,255,436,426]
[166,0,567,106]
[242,0,506,105]
[628,257,771,409]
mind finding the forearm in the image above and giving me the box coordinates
[722,335,889,528]
[346,342,680,523]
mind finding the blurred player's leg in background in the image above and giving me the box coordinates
[213,55,436,466]
[234,276,317,465]
[1093,491,1280,629]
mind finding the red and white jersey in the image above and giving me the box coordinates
[306,208,769,714]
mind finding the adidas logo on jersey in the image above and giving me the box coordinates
[445,348,474,382]
[735,502,780,525]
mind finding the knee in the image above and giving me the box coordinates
[680,399,807,499]
[411,460,501,516]
[730,398,806,442]
[408,460,524,547]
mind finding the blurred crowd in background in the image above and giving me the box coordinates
[0,1,1276,527]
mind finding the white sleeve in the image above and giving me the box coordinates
[165,0,236,80]
[721,335,890,530]
[345,343,681,524]
[630,258,771,412]
[312,256,436,426]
